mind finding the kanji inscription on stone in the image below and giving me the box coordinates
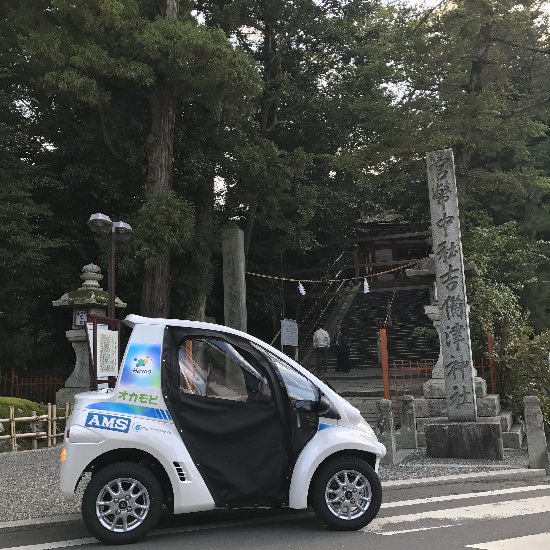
[427,148,477,421]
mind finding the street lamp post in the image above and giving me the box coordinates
[87,213,133,318]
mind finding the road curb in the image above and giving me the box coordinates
[382,468,548,490]
[0,513,82,534]
[1,469,547,533]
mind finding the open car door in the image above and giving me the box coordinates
[162,328,291,508]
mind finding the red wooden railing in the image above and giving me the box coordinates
[0,369,65,404]
[380,328,498,410]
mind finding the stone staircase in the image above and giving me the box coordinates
[302,287,525,449]
[323,289,438,371]
[316,289,439,423]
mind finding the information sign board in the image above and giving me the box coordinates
[281,319,298,347]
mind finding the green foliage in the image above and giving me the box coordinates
[467,278,525,359]
[464,222,547,290]
[119,191,195,271]
[13,1,261,109]
[4,0,550,353]
[502,329,550,429]
[464,222,547,357]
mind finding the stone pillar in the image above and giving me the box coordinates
[524,396,550,473]
[377,399,396,464]
[426,149,477,422]
[222,223,247,332]
[400,395,418,449]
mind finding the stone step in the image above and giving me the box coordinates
[339,389,385,398]
[478,394,501,417]
[499,410,513,433]
[502,423,524,450]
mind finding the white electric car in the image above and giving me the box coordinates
[60,315,385,544]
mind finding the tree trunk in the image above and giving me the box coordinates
[141,81,177,318]
[141,259,171,318]
[243,192,259,262]
[185,164,216,322]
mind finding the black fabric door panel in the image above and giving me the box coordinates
[176,393,288,508]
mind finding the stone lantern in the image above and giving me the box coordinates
[53,264,126,404]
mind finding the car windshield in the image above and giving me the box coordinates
[251,342,318,403]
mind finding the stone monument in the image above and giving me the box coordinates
[53,264,126,404]
[406,256,483,397]
[422,148,503,459]
[222,224,247,332]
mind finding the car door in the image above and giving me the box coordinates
[162,328,291,509]
[251,343,320,460]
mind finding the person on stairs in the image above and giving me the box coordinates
[335,325,352,373]
[313,326,330,374]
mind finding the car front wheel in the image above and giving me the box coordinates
[82,461,163,544]
[311,455,382,531]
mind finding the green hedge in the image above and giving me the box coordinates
[0,397,46,419]
[502,329,550,430]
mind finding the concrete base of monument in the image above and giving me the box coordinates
[414,394,501,418]
[56,386,89,406]
[424,420,504,460]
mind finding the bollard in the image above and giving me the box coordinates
[523,396,550,473]
[31,411,37,450]
[377,399,396,464]
[400,395,418,449]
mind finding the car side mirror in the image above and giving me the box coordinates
[318,395,340,419]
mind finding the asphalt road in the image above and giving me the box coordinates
[1,476,549,550]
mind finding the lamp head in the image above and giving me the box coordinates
[113,221,133,241]
[88,213,113,233]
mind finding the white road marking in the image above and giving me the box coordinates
[363,495,550,535]
[383,484,550,508]
[0,539,97,550]
[465,531,550,549]
[0,513,315,550]
[4,486,550,550]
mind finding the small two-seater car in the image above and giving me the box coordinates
[60,315,386,544]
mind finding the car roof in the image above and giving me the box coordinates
[125,314,297,361]
[124,314,344,412]
[126,314,262,340]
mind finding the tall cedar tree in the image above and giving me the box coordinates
[9,0,261,317]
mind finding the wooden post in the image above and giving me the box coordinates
[9,405,16,451]
[380,328,390,400]
[31,411,37,450]
[47,403,52,447]
[487,329,497,393]
[52,404,57,446]
[92,320,98,391]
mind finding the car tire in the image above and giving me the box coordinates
[82,461,163,544]
[310,455,382,531]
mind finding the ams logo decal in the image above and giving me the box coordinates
[85,413,131,433]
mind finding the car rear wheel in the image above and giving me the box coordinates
[82,462,163,544]
[311,456,382,531]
